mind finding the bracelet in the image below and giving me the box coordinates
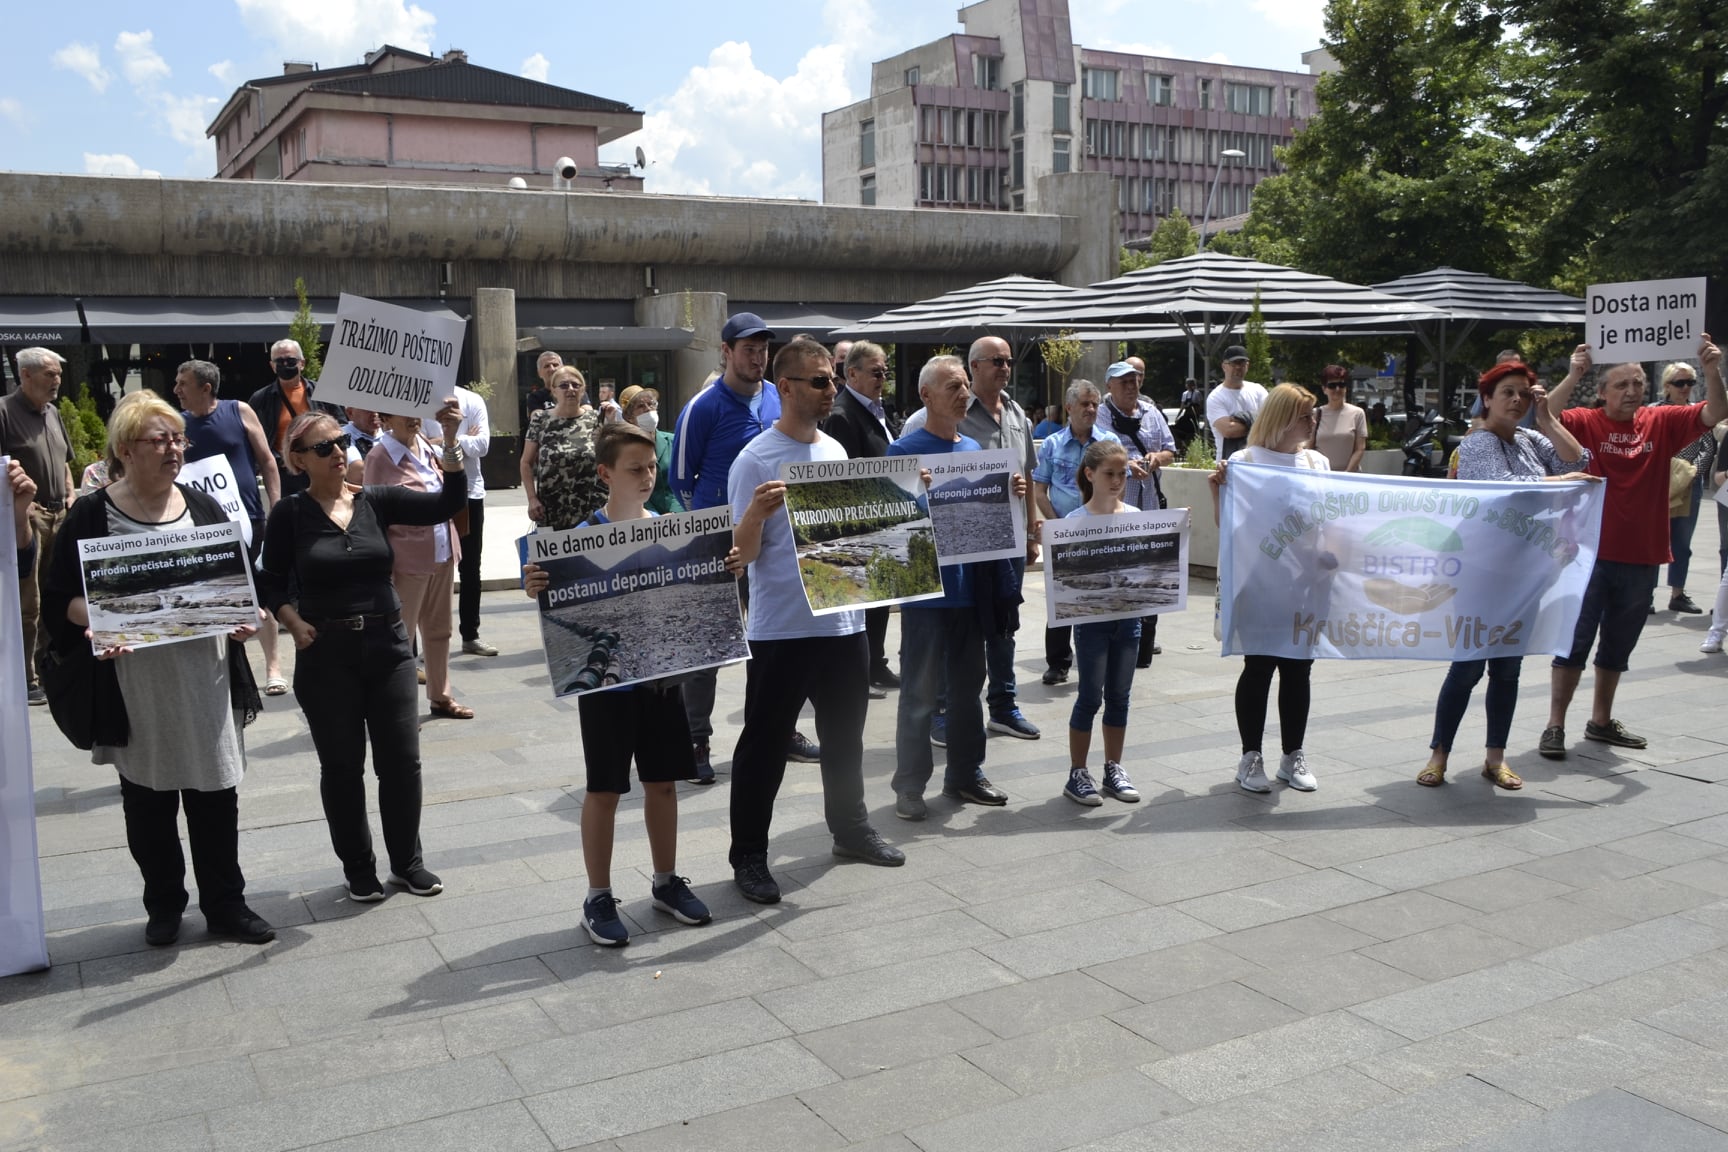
[441,446,464,471]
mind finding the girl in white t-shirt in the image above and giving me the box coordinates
[1210,384,1330,795]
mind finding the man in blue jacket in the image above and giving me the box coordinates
[670,313,817,779]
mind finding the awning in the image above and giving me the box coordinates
[519,326,696,352]
[730,302,892,341]
[81,297,300,344]
[0,297,85,345]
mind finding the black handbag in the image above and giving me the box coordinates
[36,642,99,751]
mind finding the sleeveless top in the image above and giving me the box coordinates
[183,399,263,520]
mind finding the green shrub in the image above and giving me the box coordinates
[57,384,107,472]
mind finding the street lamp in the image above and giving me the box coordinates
[1190,147,1247,383]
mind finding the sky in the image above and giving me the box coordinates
[3,0,1327,200]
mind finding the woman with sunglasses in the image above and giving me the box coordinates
[258,399,465,902]
[520,364,607,529]
[1313,364,1367,473]
[42,392,272,946]
[1419,362,1592,790]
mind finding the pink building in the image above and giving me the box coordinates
[208,46,644,190]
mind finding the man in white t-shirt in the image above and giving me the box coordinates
[726,337,906,904]
[1206,345,1269,458]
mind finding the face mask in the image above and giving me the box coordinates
[275,361,301,381]
[635,411,659,434]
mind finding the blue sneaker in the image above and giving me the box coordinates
[692,744,715,785]
[581,893,629,946]
[651,876,712,926]
[988,709,1041,739]
[1063,767,1103,807]
[1101,761,1140,803]
[787,731,821,763]
[930,713,948,747]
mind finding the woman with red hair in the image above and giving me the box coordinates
[1418,361,1595,790]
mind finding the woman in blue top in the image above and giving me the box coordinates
[1419,361,1594,790]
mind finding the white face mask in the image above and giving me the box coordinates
[635,410,659,434]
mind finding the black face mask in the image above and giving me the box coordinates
[275,360,301,382]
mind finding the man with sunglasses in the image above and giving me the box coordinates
[249,339,343,497]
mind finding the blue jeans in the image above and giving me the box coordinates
[1430,656,1523,753]
[1070,618,1141,732]
[894,606,987,798]
[1669,475,1704,588]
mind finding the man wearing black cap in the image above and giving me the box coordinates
[669,312,818,779]
[1206,345,1268,460]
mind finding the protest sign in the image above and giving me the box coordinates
[1586,277,1707,364]
[925,448,1026,565]
[528,509,746,696]
[1219,463,1604,660]
[780,455,942,614]
[1042,509,1190,627]
[177,455,252,546]
[314,293,465,420]
[0,457,49,976]
[78,521,259,651]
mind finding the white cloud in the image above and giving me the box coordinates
[115,30,172,86]
[604,0,886,200]
[83,152,162,177]
[1250,0,1325,35]
[520,52,550,82]
[1088,37,1178,58]
[234,0,436,65]
[52,42,111,93]
[1206,52,1232,65]
[209,60,237,85]
[0,97,23,127]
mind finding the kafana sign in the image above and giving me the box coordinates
[315,293,465,420]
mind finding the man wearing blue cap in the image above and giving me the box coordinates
[670,312,819,780]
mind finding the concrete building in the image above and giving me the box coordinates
[209,45,645,191]
[822,0,1316,240]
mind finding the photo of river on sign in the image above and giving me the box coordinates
[527,509,747,696]
[1043,509,1190,627]
[780,455,942,614]
[78,522,258,650]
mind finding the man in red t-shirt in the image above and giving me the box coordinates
[1539,336,1725,759]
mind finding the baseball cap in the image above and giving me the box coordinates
[1222,345,1249,363]
[1105,361,1139,379]
[721,312,775,342]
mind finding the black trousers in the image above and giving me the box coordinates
[1138,615,1159,662]
[119,776,246,920]
[728,632,872,866]
[1045,625,1072,672]
[293,615,427,881]
[865,605,892,674]
[458,497,485,642]
[1235,655,1314,755]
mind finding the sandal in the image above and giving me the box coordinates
[429,698,474,720]
[1482,763,1523,790]
[1416,762,1446,787]
[264,676,289,696]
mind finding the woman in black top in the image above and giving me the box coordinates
[259,400,465,902]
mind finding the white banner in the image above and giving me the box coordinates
[314,293,465,420]
[1220,463,1605,660]
[1043,509,1190,627]
[926,448,1026,565]
[0,456,50,975]
[1587,277,1707,364]
[176,455,252,546]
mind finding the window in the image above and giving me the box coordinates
[1116,178,1126,213]
[1198,77,1212,110]
[965,110,979,146]
[1052,83,1070,133]
[1153,178,1174,214]
[1011,136,1024,188]
[1226,83,1272,116]
[1287,86,1300,118]
[920,105,935,143]
[860,174,876,205]
[859,119,874,168]
[983,166,1000,206]
[974,54,1002,91]
[1082,67,1119,101]
[1147,74,1174,106]
[1112,120,1125,157]
[1012,191,1025,212]
[1011,82,1024,133]
[1084,118,1100,156]
[905,66,921,86]
[1052,136,1070,174]
[919,164,932,201]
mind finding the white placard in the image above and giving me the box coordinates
[177,455,252,546]
[0,456,49,975]
[314,293,465,420]
[78,522,259,651]
[1042,509,1190,627]
[1586,277,1707,364]
[926,447,1027,565]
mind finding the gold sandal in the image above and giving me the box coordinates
[1417,763,1446,787]
[1482,763,1523,790]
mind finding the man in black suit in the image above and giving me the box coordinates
[822,340,902,694]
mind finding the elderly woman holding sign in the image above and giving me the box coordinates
[1419,363,1594,790]
[259,400,466,903]
[41,393,271,947]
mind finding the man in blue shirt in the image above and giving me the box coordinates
[1033,379,1120,684]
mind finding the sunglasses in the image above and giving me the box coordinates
[294,433,352,458]
[859,367,889,379]
[782,374,837,389]
[1323,382,1348,389]
[974,356,1013,368]
[274,358,301,368]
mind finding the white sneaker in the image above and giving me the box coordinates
[1702,630,1725,654]
[1235,752,1271,793]
[1277,749,1318,791]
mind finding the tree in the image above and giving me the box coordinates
[1244,289,1272,378]
[290,277,324,381]
[1038,331,1084,393]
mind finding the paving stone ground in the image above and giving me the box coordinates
[6,489,1728,1151]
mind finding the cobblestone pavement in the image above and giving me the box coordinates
[6,495,1728,1151]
